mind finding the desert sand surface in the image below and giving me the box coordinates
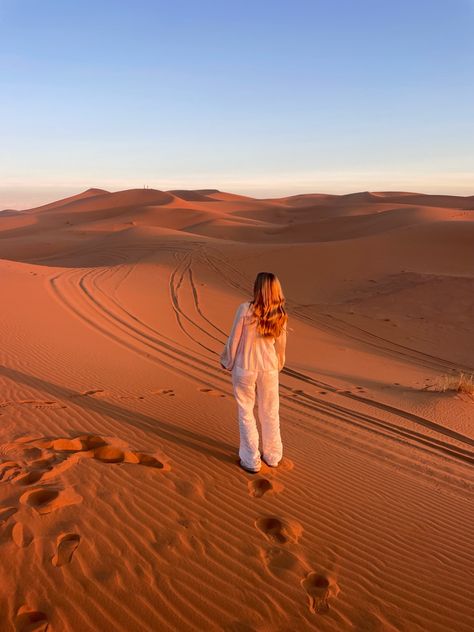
[0,187,473,631]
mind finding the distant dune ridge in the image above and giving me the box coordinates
[0,187,473,631]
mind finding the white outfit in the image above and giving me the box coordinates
[220,301,287,470]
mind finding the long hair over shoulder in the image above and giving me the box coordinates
[250,272,288,338]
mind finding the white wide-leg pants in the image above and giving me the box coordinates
[231,366,283,470]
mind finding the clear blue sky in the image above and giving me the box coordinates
[1,0,473,207]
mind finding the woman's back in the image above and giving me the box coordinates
[221,301,287,373]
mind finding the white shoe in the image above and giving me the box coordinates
[239,459,261,473]
[262,456,279,468]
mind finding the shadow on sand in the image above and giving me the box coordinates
[0,365,238,465]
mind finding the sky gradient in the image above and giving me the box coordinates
[1,0,473,208]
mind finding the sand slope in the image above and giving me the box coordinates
[0,189,473,631]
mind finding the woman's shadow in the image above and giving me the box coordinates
[0,365,237,464]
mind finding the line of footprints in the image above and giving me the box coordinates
[0,433,169,632]
[244,458,339,616]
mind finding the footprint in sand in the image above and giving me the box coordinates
[93,446,127,463]
[12,522,34,547]
[20,488,59,513]
[20,487,82,515]
[172,478,205,498]
[198,388,226,398]
[248,478,284,498]
[255,516,302,545]
[261,546,307,578]
[131,453,167,468]
[48,437,89,452]
[153,389,175,396]
[0,445,43,462]
[301,571,339,614]
[16,470,45,486]
[0,506,18,524]
[52,533,81,567]
[92,446,167,469]
[19,400,65,410]
[30,456,57,470]
[15,607,49,632]
[22,447,43,460]
[0,462,22,482]
[69,389,105,398]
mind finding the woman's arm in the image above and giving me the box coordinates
[220,302,248,370]
[274,323,287,372]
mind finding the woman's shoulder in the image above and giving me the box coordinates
[238,300,252,311]
[237,301,253,320]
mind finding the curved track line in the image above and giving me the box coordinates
[168,249,220,353]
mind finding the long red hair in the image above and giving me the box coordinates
[250,272,287,338]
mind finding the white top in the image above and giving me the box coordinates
[220,301,287,372]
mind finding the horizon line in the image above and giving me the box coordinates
[2,183,474,212]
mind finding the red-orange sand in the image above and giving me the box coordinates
[0,188,473,631]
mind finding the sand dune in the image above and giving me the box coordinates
[0,188,473,631]
[0,209,21,217]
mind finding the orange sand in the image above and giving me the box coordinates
[0,188,473,631]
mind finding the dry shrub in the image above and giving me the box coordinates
[425,372,474,396]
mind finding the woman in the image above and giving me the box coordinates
[220,272,288,473]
